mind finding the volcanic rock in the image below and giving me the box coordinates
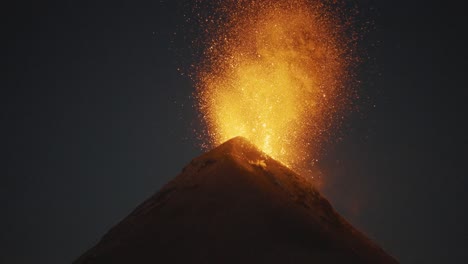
[74,137,398,263]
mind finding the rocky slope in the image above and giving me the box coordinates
[75,137,398,263]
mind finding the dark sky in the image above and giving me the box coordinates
[3,0,467,263]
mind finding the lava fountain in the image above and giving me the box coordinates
[194,0,358,171]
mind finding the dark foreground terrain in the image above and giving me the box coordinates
[75,137,398,263]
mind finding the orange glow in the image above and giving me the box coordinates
[194,0,357,171]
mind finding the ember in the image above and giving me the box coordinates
[194,0,358,171]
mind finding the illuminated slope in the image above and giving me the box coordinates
[74,137,398,264]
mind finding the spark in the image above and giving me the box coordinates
[193,0,358,172]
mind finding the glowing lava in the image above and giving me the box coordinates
[194,0,357,170]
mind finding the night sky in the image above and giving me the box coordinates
[3,1,467,263]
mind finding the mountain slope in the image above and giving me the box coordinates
[75,137,398,263]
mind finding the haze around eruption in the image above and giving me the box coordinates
[194,0,358,171]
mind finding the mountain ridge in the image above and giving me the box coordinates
[75,136,398,263]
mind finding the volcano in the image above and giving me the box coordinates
[74,137,398,263]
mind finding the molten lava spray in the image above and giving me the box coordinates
[194,0,358,171]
